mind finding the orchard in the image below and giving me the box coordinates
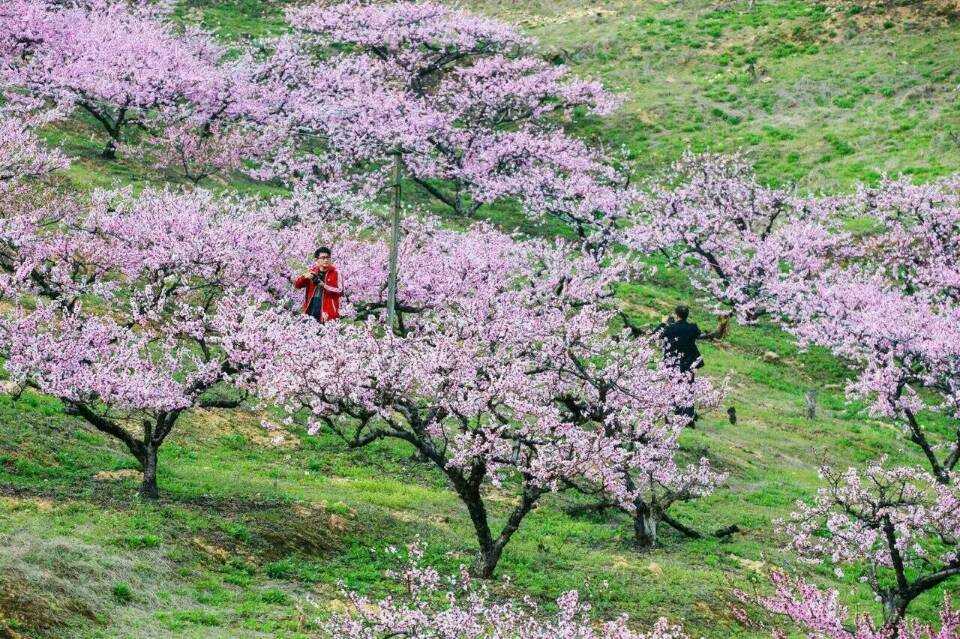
[0,1,956,638]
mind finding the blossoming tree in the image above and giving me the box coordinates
[779,177,960,486]
[0,187,319,498]
[780,460,960,624]
[0,109,69,289]
[783,276,960,485]
[247,1,634,324]
[0,0,233,160]
[0,111,66,183]
[544,333,726,550]
[327,540,960,638]
[854,176,960,303]
[323,541,692,639]
[270,1,628,226]
[241,219,718,575]
[635,153,842,324]
[747,571,959,639]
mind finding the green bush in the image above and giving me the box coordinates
[112,582,134,604]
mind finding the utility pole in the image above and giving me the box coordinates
[386,150,402,332]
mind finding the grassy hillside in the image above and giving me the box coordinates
[478,0,960,190]
[3,279,948,639]
[46,0,960,193]
[4,0,960,637]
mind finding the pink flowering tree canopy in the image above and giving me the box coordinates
[0,109,67,183]
[546,334,727,550]
[783,273,960,485]
[323,540,692,639]
[748,571,960,639]
[634,153,843,324]
[327,541,960,638]
[251,1,631,245]
[780,460,960,624]
[0,0,234,160]
[854,176,960,303]
[778,177,960,486]
[0,109,69,284]
[239,219,719,576]
[0,186,321,498]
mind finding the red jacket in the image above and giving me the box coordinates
[294,265,342,321]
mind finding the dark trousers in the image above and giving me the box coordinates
[674,368,697,425]
[307,288,324,322]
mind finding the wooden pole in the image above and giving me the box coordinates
[386,151,402,332]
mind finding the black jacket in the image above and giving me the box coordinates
[659,319,703,372]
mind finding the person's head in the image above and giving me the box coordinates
[313,246,332,269]
[674,305,690,322]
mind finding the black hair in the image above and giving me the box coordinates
[674,305,690,321]
[314,246,332,259]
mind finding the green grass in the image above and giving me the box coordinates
[4,0,960,636]
[464,0,960,191]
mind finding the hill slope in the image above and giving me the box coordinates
[4,0,960,637]
[49,0,960,192]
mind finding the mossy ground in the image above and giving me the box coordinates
[4,0,960,637]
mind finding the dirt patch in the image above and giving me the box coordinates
[191,536,231,562]
[189,408,302,449]
[255,502,349,560]
[92,469,142,481]
[181,500,354,565]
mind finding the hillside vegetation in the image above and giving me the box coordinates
[2,1,959,638]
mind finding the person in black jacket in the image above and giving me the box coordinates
[660,305,704,374]
[657,305,727,425]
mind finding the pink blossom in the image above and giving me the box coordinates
[325,541,691,639]
[0,185,323,498]
[780,460,960,624]
[757,571,959,639]
[633,153,845,323]
[249,1,628,241]
[0,110,67,182]
[0,0,236,159]
[243,218,715,576]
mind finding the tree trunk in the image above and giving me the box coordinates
[139,444,159,500]
[474,542,503,580]
[804,389,817,420]
[458,484,498,578]
[448,469,542,579]
[633,501,657,550]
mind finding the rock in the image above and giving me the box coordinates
[92,469,142,481]
[0,380,19,395]
[761,351,780,363]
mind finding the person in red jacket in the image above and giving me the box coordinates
[293,246,342,323]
